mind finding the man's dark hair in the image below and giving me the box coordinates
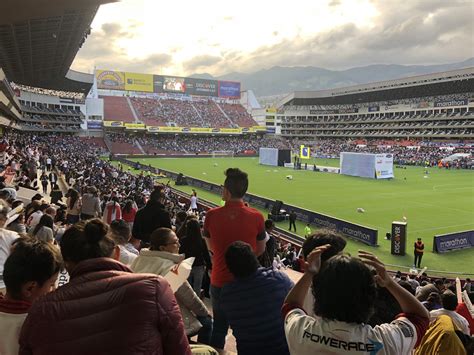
[149,189,165,203]
[302,229,346,260]
[225,241,259,278]
[3,238,63,299]
[224,168,248,198]
[264,219,274,230]
[441,291,458,311]
[312,254,376,324]
[149,227,174,250]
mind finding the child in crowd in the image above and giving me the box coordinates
[0,238,63,355]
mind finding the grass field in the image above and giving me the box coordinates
[128,157,474,275]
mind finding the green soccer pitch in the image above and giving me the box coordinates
[128,156,474,275]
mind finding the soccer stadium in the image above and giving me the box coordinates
[0,0,473,354]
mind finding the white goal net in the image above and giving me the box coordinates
[211,151,234,158]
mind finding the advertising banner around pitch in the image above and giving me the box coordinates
[124,72,153,92]
[391,221,407,256]
[124,123,146,130]
[375,154,394,179]
[219,128,241,134]
[433,230,474,253]
[103,121,124,127]
[434,99,468,108]
[96,70,125,90]
[87,121,103,130]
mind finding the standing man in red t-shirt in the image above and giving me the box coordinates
[203,168,266,349]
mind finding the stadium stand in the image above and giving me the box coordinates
[218,102,257,127]
[128,96,257,128]
[105,133,290,155]
[104,133,143,155]
[102,96,135,123]
[279,69,474,140]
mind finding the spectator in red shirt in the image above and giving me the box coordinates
[203,168,266,349]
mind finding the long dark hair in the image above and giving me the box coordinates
[33,214,54,236]
[68,189,79,210]
[185,218,203,241]
[123,199,134,213]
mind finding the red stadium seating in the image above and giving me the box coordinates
[102,96,135,123]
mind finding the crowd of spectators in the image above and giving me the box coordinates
[128,96,256,128]
[283,92,473,112]
[0,130,472,354]
[287,138,474,169]
[107,132,290,155]
[10,82,85,100]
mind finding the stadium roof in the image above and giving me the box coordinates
[0,0,115,93]
[278,67,474,107]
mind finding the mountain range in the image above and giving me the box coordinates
[191,58,474,98]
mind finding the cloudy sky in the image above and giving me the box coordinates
[71,0,474,77]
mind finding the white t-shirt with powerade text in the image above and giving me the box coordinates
[285,308,419,355]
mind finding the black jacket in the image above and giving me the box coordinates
[179,236,211,268]
[132,200,171,242]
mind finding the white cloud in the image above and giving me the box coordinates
[71,0,473,76]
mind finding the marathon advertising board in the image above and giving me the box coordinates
[218,81,241,99]
[391,222,407,256]
[434,99,468,108]
[368,106,380,112]
[87,121,103,130]
[433,230,474,253]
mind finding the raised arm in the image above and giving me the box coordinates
[359,251,429,320]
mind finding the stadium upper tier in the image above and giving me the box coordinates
[278,68,473,106]
[278,72,474,139]
[103,95,257,128]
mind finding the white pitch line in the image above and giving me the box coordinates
[410,223,474,233]
[433,185,474,191]
[407,200,473,215]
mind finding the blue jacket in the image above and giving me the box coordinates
[221,267,294,355]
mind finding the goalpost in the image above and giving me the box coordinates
[211,150,234,158]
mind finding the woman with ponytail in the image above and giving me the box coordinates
[19,218,191,355]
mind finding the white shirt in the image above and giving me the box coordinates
[190,195,198,209]
[0,229,20,289]
[285,308,419,355]
[26,211,43,231]
[118,245,138,266]
[0,311,27,355]
[430,308,470,335]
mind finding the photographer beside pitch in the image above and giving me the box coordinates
[283,245,429,354]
